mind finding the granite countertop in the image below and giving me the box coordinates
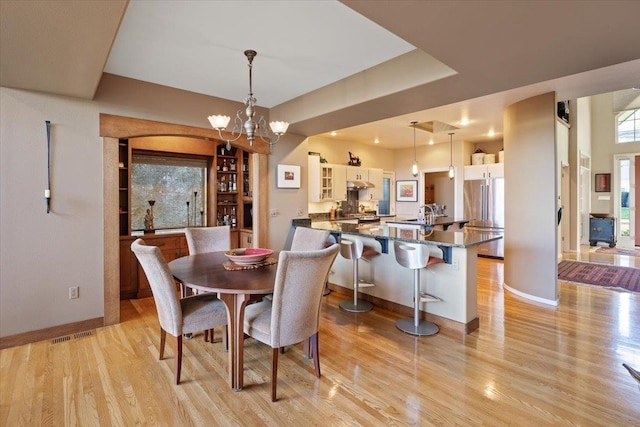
[310,221,500,249]
[385,216,470,229]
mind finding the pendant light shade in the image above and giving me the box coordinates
[448,132,455,179]
[411,121,419,177]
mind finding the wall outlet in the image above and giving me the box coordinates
[270,209,278,217]
[69,286,79,299]
[296,208,304,216]
[451,260,459,270]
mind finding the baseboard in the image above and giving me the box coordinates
[326,283,478,335]
[0,317,104,350]
[503,282,559,306]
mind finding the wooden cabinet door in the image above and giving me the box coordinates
[362,168,383,200]
[332,165,347,201]
[240,230,253,248]
[308,155,322,202]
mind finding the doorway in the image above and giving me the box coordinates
[613,153,638,247]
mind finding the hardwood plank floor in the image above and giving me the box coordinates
[2,248,639,426]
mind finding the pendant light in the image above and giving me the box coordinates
[448,132,455,179]
[411,121,419,177]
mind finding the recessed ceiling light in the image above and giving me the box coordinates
[460,118,469,126]
[488,129,495,137]
[330,131,337,136]
[374,138,380,144]
[429,139,434,145]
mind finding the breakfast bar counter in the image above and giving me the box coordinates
[308,221,501,334]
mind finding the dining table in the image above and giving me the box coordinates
[168,250,279,391]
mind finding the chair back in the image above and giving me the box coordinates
[290,227,330,251]
[185,226,231,254]
[339,237,364,260]
[394,240,429,270]
[131,239,183,336]
[269,244,339,348]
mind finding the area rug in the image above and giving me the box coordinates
[557,260,640,293]
[595,247,640,257]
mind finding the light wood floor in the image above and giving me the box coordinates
[2,248,639,426]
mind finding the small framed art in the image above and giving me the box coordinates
[595,173,610,192]
[277,164,301,188]
[396,180,418,202]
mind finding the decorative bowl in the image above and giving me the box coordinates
[224,248,274,265]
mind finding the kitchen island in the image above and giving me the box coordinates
[309,220,501,334]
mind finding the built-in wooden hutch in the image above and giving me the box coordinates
[102,114,269,301]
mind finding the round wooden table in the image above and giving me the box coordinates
[168,251,278,391]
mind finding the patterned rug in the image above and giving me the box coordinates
[558,261,640,292]
[595,247,640,257]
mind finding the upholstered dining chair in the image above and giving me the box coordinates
[243,243,340,401]
[185,226,231,254]
[131,238,228,385]
[184,226,231,343]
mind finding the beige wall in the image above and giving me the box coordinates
[503,92,558,304]
[0,76,305,337]
[1,88,104,336]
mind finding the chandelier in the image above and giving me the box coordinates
[208,50,289,152]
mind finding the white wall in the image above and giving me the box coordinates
[590,92,640,214]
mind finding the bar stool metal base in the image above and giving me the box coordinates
[339,299,373,313]
[395,318,439,336]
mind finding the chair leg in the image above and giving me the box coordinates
[175,335,183,385]
[159,329,166,360]
[223,325,228,352]
[310,333,321,377]
[279,347,285,354]
[303,337,311,359]
[271,347,279,402]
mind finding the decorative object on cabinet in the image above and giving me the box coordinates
[595,173,611,192]
[448,132,455,179]
[277,164,301,188]
[207,50,288,152]
[396,180,418,202]
[144,200,155,232]
[348,151,361,166]
[410,121,419,177]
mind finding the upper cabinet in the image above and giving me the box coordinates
[333,165,347,201]
[309,155,336,202]
[361,167,383,200]
[346,166,367,182]
[464,163,504,180]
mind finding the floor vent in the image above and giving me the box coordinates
[74,331,93,339]
[51,330,94,344]
[51,335,71,344]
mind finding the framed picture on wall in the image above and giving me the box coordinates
[277,164,301,188]
[396,180,418,202]
[595,173,611,192]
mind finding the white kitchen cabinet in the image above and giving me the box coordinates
[346,166,367,182]
[464,163,503,180]
[309,156,336,202]
[332,164,347,201]
[361,167,383,200]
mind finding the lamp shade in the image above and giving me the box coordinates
[269,121,289,135]
[208,115,231,130]
[411,161,419,177]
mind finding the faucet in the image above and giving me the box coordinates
[418,204,435,225]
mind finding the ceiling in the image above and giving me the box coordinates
[2,0,640,149]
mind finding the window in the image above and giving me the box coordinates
[617,109,640,143]
[131,153,208,231]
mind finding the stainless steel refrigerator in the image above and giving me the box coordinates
[463,177,505,258]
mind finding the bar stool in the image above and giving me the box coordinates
[393,240,444,336]
[339,237,377,313]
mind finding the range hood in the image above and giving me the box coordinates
[347,180,375,190]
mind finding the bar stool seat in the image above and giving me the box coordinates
[339,237,378,313]
[394,241,444,336]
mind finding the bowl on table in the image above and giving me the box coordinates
[224,248,274,265]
